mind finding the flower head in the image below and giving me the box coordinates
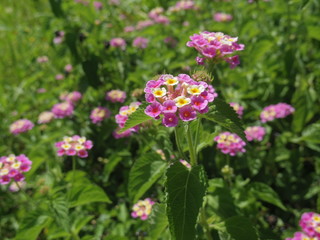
[105,90,126,103]
[90,107,111,124]
[131,198,155,220]
[60,91,82,104]
[214,132,246,156]
[230,102,244,118]
[10,119,34,135]
[110,38,126,50]
[144,74,216,127]
[299,212,320,238]
[260,103,295,123]
[55,135,93,158]
[0,154,32,185]
[213,12,233,22]
[245,126,266,141]
[38,111,55,124]
[133,37,149,49]
[51,102,74,118]
[115,102,141,138]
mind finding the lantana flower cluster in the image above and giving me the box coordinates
[187,31,244,68]
[260,103,295,123]
[131,198,155,220]
[286,212,320,240]
[245,126,266,142]
[105,90,126,103]
[10,119,34,135]
[230,102,244,118]
[168,1,197,12]
[60,91,82,104]
[144,74,217,127]
[214,12,233,22]
[0,154,32,185]
[38,111,55,124]
[214,132,246,156]
[51,101,74,119]
[55,136,93,158]
[90,107,111,124]
[114,102,141,138]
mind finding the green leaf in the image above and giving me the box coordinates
[249,182,286,210]
[128,153,167,202]
[119,103,153,133]
[68,183,111,207]
[72,215,94,235]
[201,99,246,142]
[49,196,70,231]
[166,162,207,240]
[225,216,259,240]
[15,210,51,240]
[149,204,169,239]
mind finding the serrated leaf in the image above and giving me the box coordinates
[68,183,111,207]
[149,204,169,239]
[119,103,153,133]
[15,210,51,240]
[225,216,258,240]
[128,153,167,202]
[201,99,246,142]
[249,182,286,210]
[49,196,70,231]
[166,162,207,240]
[72,215,94,235]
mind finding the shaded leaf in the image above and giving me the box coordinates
[225,216,258,240]
[149,204,169,239]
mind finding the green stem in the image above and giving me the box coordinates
[14,180,36,208]
[200,207,213,240]
[194,119,201,158]
[71,231,81,240]
[186,124,197,166]
[174,127,186,160]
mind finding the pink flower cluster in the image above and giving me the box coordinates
[148,7,170,25]
[10,119,34,135]
[90,107,111,124]
[187,31,244,68]
[60,91,82,104]
[110,38,126,50]
[131,198,155,220]
[53,31,65,45]
[105,90,126,103]
[168,1,197,12]
[245,126,266,141]
[38,111,55,124]
[260,103,295,123]
[213,13,233,22]
[114,102,141,138]
[144,74,217,127]
[51,102,74,118]
[133,37,149,49]
[230,102,244,118]
[214,132,246,156]
[286,212,320,240]
[0,154,32,185]
[55,136,93,158]
[180,159,191,169]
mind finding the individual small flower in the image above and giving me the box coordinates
[145,102,162,118]
[260,103,295,123]
[105,90,126,103]
[175,96,191,108]
[230,102,244,118]
[113,128,133,139]
[55,74,65,80]
[37,56,49,63]
[154,15,170,25]
[51,102,74,119]
[245,126,266,141]
[179,159,191,169]
[90,107,111,124]
[64,64,73,73]
[131,198,155,220]
[187,31,244,68]
[53,31,65,44]
[162,113,179,127]
[0,154,32,185]
[110,38,126,50]
[214,132,246,156]
[213,12,233,22]
[179,105,197,121]
[60,91,82,104]
[38,111,55,124]
[133,37,149,49]
[156,149,166,160]
[299,212,320,238]
[148,7,164,20]
[10,119,34,135]
[9,181,26,192]
[55,135,93,158]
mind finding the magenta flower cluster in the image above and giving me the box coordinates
[55,135,93,158]
[60,91,82,104]
[245,126,266,141]
[133,37,149,49]
[230,102,244,118]
[214,132,246,156]
[214,12,233,22]
[187,31,244,68]
[286,212,320,240]
[131,198,155,220]
[90,107,111,124]
[105,90,126,103]
[0,154,32,185]
[260,103,295,123]
[144,74,217,127]
[168,1,197,12]
[10,119,34,135]
[110,38,126,50]
[51,101,74,119]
